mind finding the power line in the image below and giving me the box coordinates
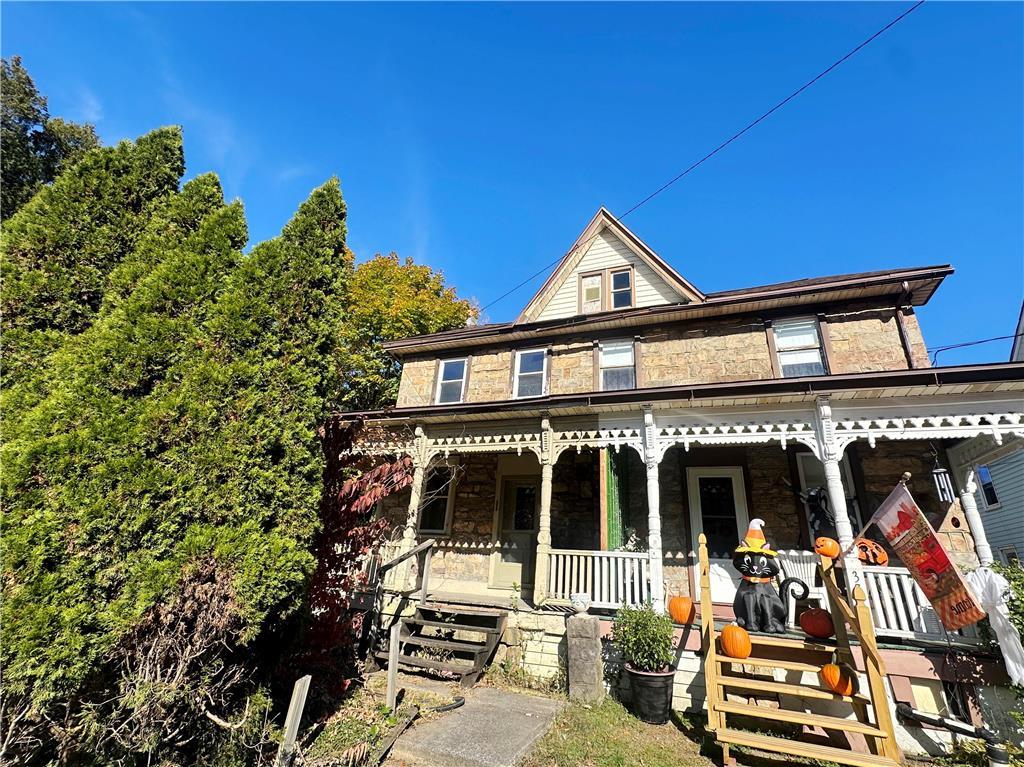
[930,333,1023,365]
[619,0,925,219]
[481,1,926,313]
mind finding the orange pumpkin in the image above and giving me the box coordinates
[668,596,695,625]
[855,538,889,566]
[820,662,858,696]
[721,624,752,660]
[814,537,841,559]
[798,608,835,639]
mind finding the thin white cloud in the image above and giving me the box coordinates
[75,87,103,123]
[275,164,313,184]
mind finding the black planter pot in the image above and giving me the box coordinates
[625,664,675,725]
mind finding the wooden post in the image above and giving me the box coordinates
[419,547,432,607]
[852,584,902,763]
[274,675,311,767]
[698,534,725,737]
[386,623,401,711]
[533,460,554,604]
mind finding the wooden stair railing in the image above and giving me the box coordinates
[359,538,436,663]
[698,533,904,767]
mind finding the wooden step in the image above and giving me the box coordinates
[744,634,837,652]
[716,728,898,767]
[377,652,476,674]
[717,674,872,704]
[716,701,884,737]
[715,656,822,675]
[399,632,488,654]
[419,603,506,617]
[404,618,500,634]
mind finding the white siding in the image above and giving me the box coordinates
[974,448,1024,562]
[534,230,684,322]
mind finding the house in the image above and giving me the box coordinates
[340,208,1024,754]
[947,301,1024,568]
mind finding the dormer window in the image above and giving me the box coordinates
[579,267,634,314]
[772,318,827,377]
[581,273,602,313]
[611,269,633,309]
[435,358,468,404]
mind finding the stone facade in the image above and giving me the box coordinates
[392,303,930,408]
[641,319,775,388]
[826,308,929,373]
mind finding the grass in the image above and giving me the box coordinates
[522,698,712,767]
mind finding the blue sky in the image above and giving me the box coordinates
[4,2,1022,363]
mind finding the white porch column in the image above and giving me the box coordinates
[533,416,554,604]
[399,427,429,588]
[534,461,554,603]
[959,468,994,567]
[642,407,666,612]
[814,397,863,588]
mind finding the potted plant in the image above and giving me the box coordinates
[612,602,676,724]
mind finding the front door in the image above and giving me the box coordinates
[687,467,749,603]
[491,477,540,590]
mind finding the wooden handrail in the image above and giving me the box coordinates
[379,538,435,574]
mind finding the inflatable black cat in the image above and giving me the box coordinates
[732,519,808,633]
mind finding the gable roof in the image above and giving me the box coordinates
[515,207,705,324]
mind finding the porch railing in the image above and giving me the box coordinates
[548,549,651,609]
[863,565,979,644]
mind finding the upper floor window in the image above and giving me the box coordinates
[581,273,603,314]
[976,464,1000,508]
[600,339,635,390]
[435,358,467,404]
[610,269,633,309]
[514,348,548,398]
[773,318,827,377]
[579,267,634,314]
[418,465,456,533]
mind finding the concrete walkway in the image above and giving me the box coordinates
[390,687,563,767]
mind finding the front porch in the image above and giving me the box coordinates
[366,393,1022,647]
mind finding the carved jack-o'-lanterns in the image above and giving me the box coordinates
[721,624,752,660]
[814,537,841,559]
[668,596,695,625]
[798,608,836,639]
[855,538,889,566]
[820,661,859,696]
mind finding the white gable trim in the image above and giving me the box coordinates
[516,208,704,324]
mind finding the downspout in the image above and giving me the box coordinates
[896,703,1009,767]
[894,281,918,369]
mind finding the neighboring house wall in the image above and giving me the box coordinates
[393,305,930,407]
[973,449,1024,564]
[534,230,683,322]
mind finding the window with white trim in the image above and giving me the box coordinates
[599,339,635,391]
[773,318,827,377]
[976,464,1000,508]
[610,269,633,309]
[581,274,602,314]
[513,348,547,398]
[435,358,467,404]
[999,546,1020,567]
[417,465,456,534]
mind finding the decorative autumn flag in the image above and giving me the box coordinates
[869,483,985,631]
